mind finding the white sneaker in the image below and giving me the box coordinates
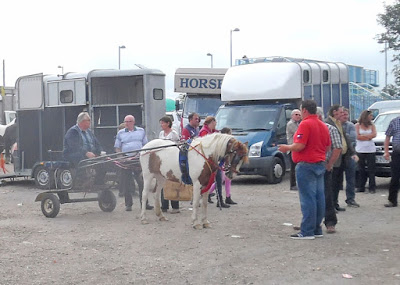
[290,233,315,240]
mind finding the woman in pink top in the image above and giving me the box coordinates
[208,127,237,205]
[199,117,230,208]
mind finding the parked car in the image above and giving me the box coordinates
[373,110,400,177]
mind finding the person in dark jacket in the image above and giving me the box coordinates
[63,112,102,166]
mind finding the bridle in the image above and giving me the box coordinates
[223,139,245,177]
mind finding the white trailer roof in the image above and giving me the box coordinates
[221,62,302,101]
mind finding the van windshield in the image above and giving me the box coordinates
[184,96,222,117]
[216,105,279,131]
[374,112,400,132]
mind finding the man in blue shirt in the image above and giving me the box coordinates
[384,115,400,207]
[115,115,153,211]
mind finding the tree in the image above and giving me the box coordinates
[377,0,400,95]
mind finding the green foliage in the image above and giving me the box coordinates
[377,0,400,92]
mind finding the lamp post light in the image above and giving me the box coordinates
[207,53,213,68]
[230,28,240,67]
[118,45,126,70]
[57,65,64,74]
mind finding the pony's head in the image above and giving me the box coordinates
[223,138,248,180]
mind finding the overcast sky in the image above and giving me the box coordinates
[0,0,396,98]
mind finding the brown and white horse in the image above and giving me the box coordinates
[139,133,248,229]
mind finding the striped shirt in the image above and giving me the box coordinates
[385,116,400,152]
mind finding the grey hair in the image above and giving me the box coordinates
[316,107,324,120]
[77,112,90,124]
[291,109,300,115]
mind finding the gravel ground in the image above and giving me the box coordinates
[0,174,399,285]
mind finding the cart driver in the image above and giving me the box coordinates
[63,112,103,166]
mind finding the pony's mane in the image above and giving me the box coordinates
[192,133,234,162]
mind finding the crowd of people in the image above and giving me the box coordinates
[62,103,400,238]
[279,100,400,240]
[62,111,237,214]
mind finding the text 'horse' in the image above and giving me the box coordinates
[139,133,248,229]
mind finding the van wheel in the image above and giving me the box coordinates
[267,157,284,184]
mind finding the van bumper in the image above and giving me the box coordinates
[238,156,275,176]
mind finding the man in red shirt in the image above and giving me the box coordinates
[279,100,331,240]
[181,113,200,140]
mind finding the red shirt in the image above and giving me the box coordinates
[199,124,217,137]
[292,114,331,163]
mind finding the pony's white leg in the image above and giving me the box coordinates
[154,176,167,221]
[201,193,211,228]
[191,183,203,230]
[140,174,153,225]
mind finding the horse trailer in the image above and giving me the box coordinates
[6,69,165,187]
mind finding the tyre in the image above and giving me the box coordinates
[98,189,117,212]
[34,166,55,189]
[267,157,284,184]
[56,168,74,189]
[40,193,61,218]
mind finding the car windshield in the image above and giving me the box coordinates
[374,113,400,132]
[216,105,279,131]
[183,96,222,117]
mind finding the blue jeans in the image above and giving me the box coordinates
[296,162,326,237]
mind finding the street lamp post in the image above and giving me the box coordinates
[230,28,240,67]
[118,45,126,70]
[207,53,213,68]
[57,65,64,74]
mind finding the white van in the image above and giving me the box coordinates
[368,100,400,118]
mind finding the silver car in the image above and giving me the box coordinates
[373,110,400,177]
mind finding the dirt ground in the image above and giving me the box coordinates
[0,173,399,285]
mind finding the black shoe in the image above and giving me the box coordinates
[369,189,376,194]
[335,206,346,212]
[125,206,132,211]
[356,188,365,193]
[290,186,298,191]
[209,193,216,197]
[225,196,237,205]
[208,195,214,203]
[384,202,397,208]
[146,204,154,210]
[346,200,360,208]
[162,208,167,213]
[217,201,230,208]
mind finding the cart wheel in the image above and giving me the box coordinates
[56,168,74,189]
[34,166,55,189]
[98,189,117,212]
[41,193,60,218]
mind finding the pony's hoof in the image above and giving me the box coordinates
[193,224,203,230]
[159,216,168,221]
[141,220,149,225]
[203,222,211,228]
